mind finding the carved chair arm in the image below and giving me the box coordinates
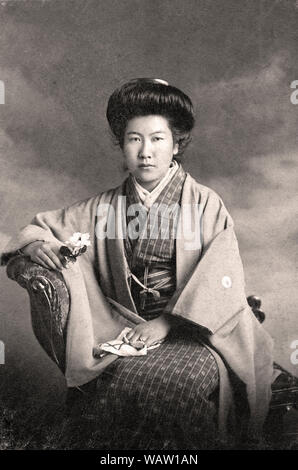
[6,254,70,373]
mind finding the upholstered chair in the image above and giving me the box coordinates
[5,254,298,449]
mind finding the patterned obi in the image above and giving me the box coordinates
[129,262,176,321]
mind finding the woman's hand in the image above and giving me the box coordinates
[21,240,68,271]
[125,313,172,348]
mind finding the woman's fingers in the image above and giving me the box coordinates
[125,330,159,348]
[125,331,139,344]
[125,329,137,341]
[123,334,130,344]
[139,335,148,342]
[22,240,70,271]
[126,327,151,347]
[33,256,53,270]
[43,244,65,270]
[37,251,61,271]
[44,242,69,268]
[126,329,142,345]
[132,335,155,348]
[37,242,70,271]
[126,316,171,348]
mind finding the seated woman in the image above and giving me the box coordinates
[1,78,275,450]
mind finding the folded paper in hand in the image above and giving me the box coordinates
[93,327,162,358]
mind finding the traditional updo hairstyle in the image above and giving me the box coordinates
[106,78,195,160]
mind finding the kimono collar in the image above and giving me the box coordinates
[132,159,179,210]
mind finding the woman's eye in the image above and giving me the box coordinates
[153,137,163,142]
[129,137,140,142]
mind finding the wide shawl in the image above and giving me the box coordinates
[2,172,274,440]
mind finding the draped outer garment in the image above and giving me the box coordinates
[2,172,275,438]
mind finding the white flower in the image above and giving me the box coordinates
[65,232,91,249]
[68,232,82,245]
[80,233,91,246]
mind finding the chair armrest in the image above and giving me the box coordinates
[247,295,265,323]
[247,295,298,413]
[6,255,70,372]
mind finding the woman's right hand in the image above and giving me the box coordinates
[21,240,68,271]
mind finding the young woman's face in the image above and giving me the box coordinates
[123,115,179,191]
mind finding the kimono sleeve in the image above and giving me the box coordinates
[165,188,249,335]
[1,196,99,265]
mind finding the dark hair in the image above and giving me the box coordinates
[106,78,195,157]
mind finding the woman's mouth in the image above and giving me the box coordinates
[139,164,155,168]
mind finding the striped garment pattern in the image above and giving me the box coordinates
[124,164,186,269]
[80,326,219,450]
[124,164,186,319]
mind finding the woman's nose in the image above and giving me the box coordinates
[139,139,152,159]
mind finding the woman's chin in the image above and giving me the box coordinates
[135,171,158,181]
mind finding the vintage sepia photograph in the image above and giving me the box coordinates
[0,0,298,455]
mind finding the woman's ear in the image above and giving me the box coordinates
[173,142,179,155]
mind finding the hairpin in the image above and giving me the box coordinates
[153,79,169,86]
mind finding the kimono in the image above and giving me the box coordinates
[1,164,275,448]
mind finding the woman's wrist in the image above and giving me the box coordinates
[160,311,177,327]
[154,312,173,332]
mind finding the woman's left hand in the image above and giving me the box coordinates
[125,313,172,348]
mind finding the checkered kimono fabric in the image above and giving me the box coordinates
[79,326,219,450]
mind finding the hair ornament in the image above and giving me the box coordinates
[153,78,169,86]
[128,78,169,86]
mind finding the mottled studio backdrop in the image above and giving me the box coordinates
[0,0,298,417]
